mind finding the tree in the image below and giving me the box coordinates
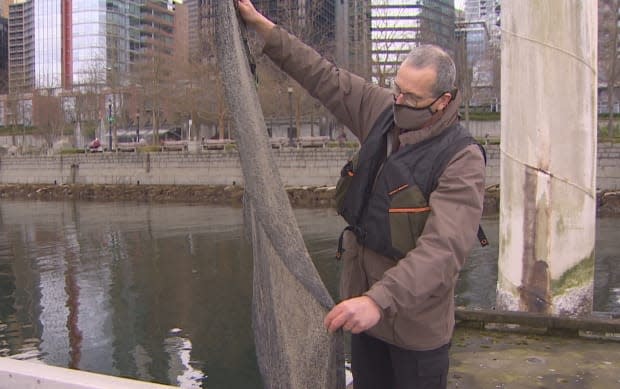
[244,1,337,137]
[166,58,222,140]
[72,63,108,141]
[370,5,412,87]
[32,91,66,149]
[132,51,174,144]
[454,26,473,125]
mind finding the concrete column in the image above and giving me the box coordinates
[497,1,597,316]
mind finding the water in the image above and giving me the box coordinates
[0,200,618,388]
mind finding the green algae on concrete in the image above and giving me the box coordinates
[551,253,595,297]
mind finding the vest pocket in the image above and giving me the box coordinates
[388,185,430,256]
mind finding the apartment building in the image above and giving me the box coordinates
[7,0,187,94]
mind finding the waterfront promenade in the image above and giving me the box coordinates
[448,325,620,388]
[0,143,619,190]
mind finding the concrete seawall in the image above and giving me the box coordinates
[0,143,619,190]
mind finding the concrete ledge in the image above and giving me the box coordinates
[455,308,620,335]
[0,358,177,389]
[0,144,618,189]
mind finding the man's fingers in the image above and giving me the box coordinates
[324,298,381,334]
[323,305,340,328]
[325,305,351,333]
[327,312,349,333]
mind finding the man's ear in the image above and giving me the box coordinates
[438,93,452,110]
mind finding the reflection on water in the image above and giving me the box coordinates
[457,216,620,314]
[164,328,206,388]
[0,200,617,388]
[454,217,500,309]
[0,201,259,388]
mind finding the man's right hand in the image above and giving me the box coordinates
[237,0,275,39]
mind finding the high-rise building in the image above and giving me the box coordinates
[0,16,7,93]
[369,0,456,85]
[0,0,9,18]
[7,0,187,93]
[33,0,61,89]
[338,0,371,79]
[184,0,203,60]
[461,0,500,58]
[8,0,34,93]
[194,0,339,66]
[140,0,174,60]
[459,0,500,109]
[243,0,337,55]
[463,0,500,28]
[464,0,492,20]
[171,0,189,64]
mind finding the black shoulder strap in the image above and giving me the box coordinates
[425,130,489,247]
[339,106,393,226]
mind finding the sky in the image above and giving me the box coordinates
[455,0,465,10]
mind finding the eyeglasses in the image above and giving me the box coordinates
[391,80,447,108]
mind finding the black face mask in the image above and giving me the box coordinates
[392,93,446,131]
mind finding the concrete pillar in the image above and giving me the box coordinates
[497,1,597,316]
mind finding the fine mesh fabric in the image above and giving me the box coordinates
[214,2,345,388]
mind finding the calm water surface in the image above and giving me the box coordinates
[0,200,618,388]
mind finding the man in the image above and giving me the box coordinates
[238,1,486,388]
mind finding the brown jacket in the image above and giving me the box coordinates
[263,26,486,351]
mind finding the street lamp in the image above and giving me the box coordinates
[108,101,112,151]
[136,111,140,143]
[287,87,294,146]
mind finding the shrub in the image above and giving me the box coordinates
[60,148,86,155]
[137,145,161,153]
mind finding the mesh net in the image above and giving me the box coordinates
[215,2,345,388]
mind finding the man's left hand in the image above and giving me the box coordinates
[324,296,381,334]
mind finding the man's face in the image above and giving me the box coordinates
[393,62,450,112]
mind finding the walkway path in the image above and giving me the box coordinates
[449,327,620,388]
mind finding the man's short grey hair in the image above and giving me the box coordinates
[403,44,456,97]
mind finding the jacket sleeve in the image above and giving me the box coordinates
[262,26,392,142]
[364,144,486,315]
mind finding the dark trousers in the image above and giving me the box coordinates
[351,332,449,389]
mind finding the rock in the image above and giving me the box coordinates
[0,184,617,217]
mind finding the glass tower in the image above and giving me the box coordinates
[73,0,140,88]
[10,0,142,91]
[370,0,456,85]
[34,0,61,89]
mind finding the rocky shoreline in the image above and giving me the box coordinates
[0,183,618,217]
